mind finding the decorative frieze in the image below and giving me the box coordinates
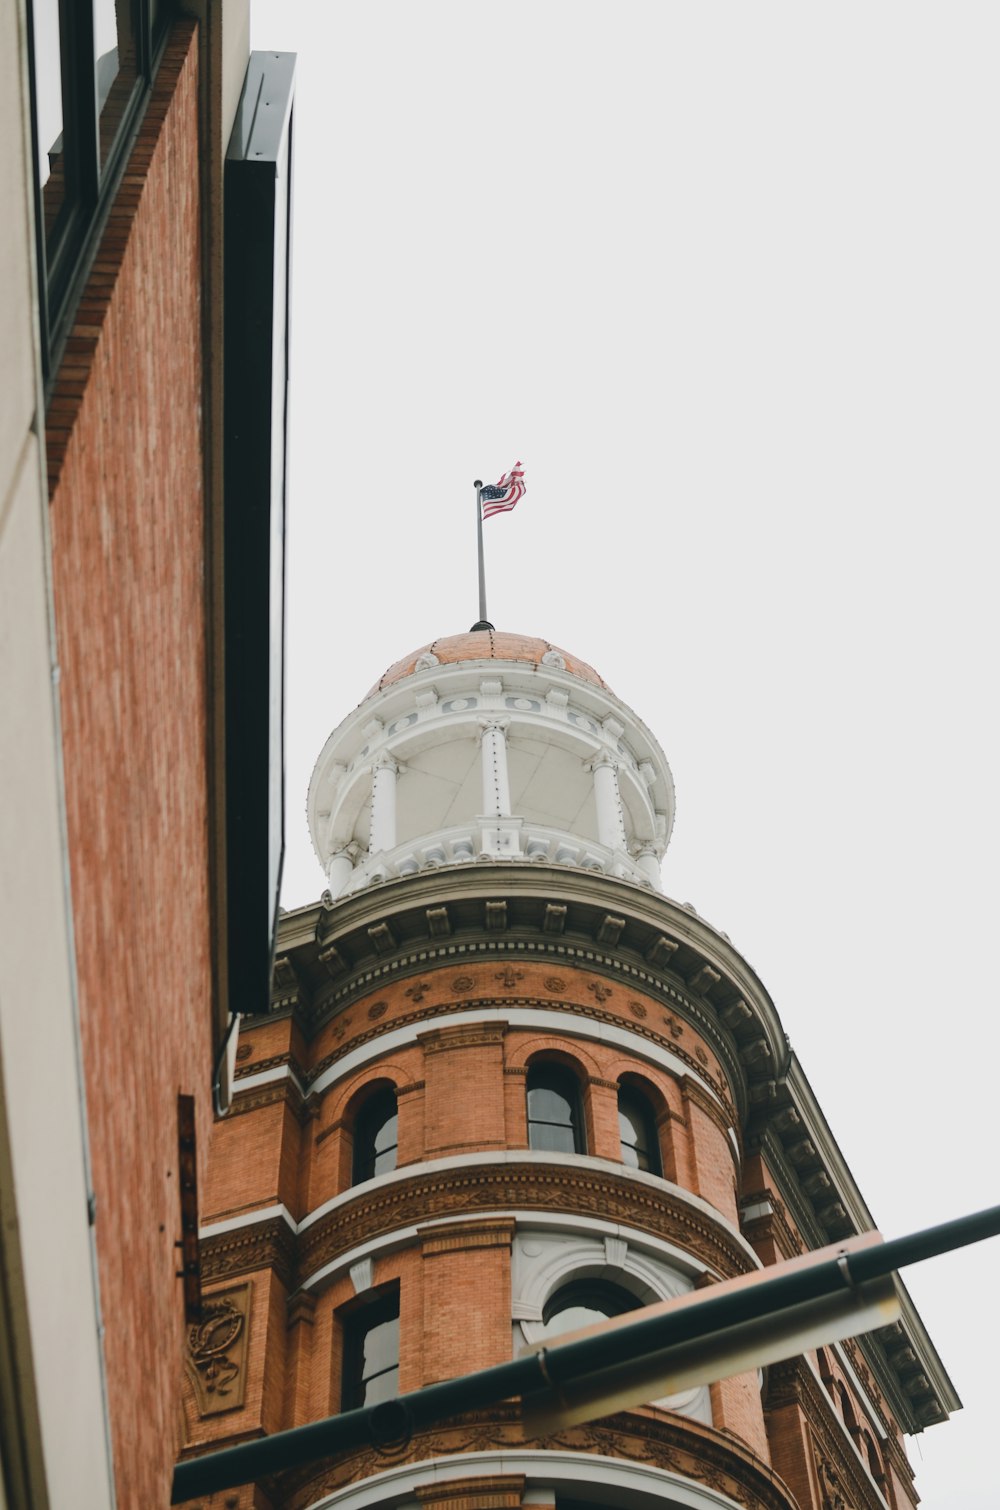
[199,1215,295,1289]
[199,1162,753,1293]
[275,1406,801,1510]
[302,989,733,1122]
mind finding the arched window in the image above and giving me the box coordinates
[341,1289,400,1408]
[836,1380,859,1432]
[864,1433,883,1481]
[542,1278,639,1338]
[352,1086,398,1184]
[527,1064,585,1154]
[618,1086,661,1175]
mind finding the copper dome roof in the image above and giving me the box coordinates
[366,630,610,698]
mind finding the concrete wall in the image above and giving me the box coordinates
[0,3,115,1506]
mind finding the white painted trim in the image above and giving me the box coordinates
[307,1006,721,1105]
[307,656,676,889]
[510,1225,713,1425]
[298,1223,422,1294]
[199,1202,296,1239]
[304,1447,748,1510]
[199,1157,756,1284]
[234,1063,307,1097]
[294,1206,729,1298]
[342,821,654,893]
[296,1149,746,1242]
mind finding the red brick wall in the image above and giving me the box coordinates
[47,20,213,1507]
[419,1219,514,1385]
[193,968,765,1467]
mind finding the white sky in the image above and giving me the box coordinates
[252,5,999,1504]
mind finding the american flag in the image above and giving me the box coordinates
[480,461,526,519]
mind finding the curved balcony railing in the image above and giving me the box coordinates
[337,820,659,897]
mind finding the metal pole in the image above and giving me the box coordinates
[475,479,486,624]
[171,1202,1000,1502]
[172,1351,545,1501]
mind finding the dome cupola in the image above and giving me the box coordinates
[308,629,675,898]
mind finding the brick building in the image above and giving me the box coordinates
[1,3,292,1505]
[182,630,958,1509]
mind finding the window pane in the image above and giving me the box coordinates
[353,1090,398,1183]
[94,0,138,168]
[32,0,68,236]
[528,1120,577,1155]
[543,1281,638,1339]
[373,1112,398,1157]
[364,1362,399,1405]
[362,1315,399,1382]
[527,1084,574,1127]
[344,1296,401,1409]
[618,1090,658,1174]
[543,1302,611,1337]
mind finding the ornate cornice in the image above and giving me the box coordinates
[224,1077,316,1125]
[198,1162,752,1290]
[278,873,769,1095]
[199,1215,296,1290]
[251,870,956,1437]
[297,1165,751,1286]
[234,1048,302,1082]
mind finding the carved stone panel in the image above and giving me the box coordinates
[184,1282,251,1416]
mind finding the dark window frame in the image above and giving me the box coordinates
[341,1289,400,1412]
[26,0,172,380]
[617,1085,661,1176]
[351,1087,399,1186]
[526,1063,586,1155]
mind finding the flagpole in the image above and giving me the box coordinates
[474,479,488,626]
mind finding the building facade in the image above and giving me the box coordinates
[0,3,292,1504]
[183,631,958,1510]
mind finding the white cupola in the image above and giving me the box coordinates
[307,629,675,899]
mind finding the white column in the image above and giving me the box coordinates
[480,718,512,817]
[326,845,356,898]
[592,753,628,853]
[635,841,662,888]
[369,753,399,854]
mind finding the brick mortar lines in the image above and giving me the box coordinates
[45,19,200,497]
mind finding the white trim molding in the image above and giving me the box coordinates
[305,1447,750,1510]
